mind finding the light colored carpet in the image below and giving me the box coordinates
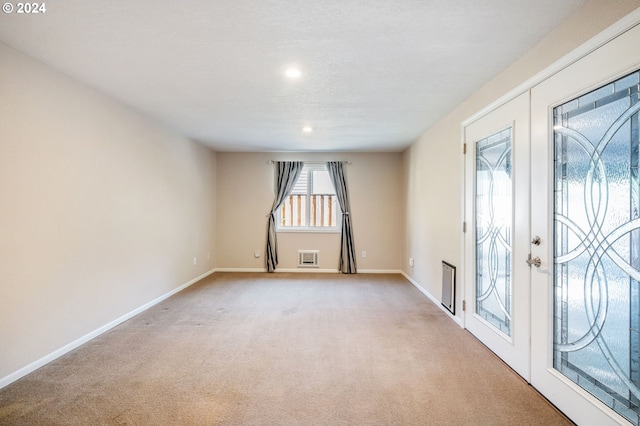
[0,272,570,425]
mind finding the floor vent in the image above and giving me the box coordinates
[298,250,319,268]
[442,261,456,314]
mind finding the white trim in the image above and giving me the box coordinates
[462,8,640,127]
[276,228,341,234]
[301,162,331,171]
[215,268,404,274]
[358,269,403,274]
[268,160,352,165]
[277,268,340,273]
[0,268,215,390]
[401,271,464,328]
[215,267,266,273]
[461,116,468,331]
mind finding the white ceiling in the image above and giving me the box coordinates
[0,0,588,152]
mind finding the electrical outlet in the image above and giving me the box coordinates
[254,251,260,258]
[362,251,367,258]
[207,252,210,260]
[193,257,197,265]
[409,258,414,267]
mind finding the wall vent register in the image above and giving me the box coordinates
[442,261,456,314]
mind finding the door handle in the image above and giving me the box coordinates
[526,254,541,268]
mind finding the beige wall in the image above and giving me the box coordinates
[216,152,403,271]
[402,0,639,318]
[0,43,217,381]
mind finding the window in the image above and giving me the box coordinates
[277,164,339,232]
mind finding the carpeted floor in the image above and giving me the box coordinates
[0,272,570,425]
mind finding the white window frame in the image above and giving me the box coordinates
[276,163,340,233]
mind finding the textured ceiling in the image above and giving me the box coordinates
[0,0,588,152]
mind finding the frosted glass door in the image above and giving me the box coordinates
[476,128,512,336]
[553,70,640,425]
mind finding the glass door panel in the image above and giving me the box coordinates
[553,69,640,425]
[476,128,512,337]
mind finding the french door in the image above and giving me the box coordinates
[464,92,531,380]
[531,24,640,425]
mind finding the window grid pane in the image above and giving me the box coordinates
[279,167,337,229]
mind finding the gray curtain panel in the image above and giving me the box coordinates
[266,161,304,272]
[326,161,357,274]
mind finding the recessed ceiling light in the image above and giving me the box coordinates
[302,126,313,133]
[285,67,302,79]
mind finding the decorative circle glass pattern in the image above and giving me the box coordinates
[554,70,640,424]
[475,128,512,336]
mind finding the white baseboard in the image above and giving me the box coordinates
[0,268,215,390]
[215,267,266,273]
[215,267,338,273]
[358,269,403,274]
[400,271,464,328]
[215,268,403,274]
